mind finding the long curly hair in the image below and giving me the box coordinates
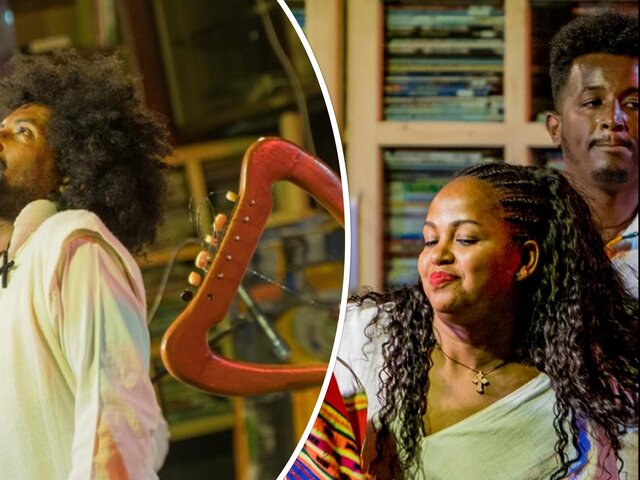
[549,10,638,109]
[353,162,638,479]
[0,49,171,252]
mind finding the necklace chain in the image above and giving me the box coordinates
[435,344,509,394]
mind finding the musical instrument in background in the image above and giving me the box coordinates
[161,137,344,396]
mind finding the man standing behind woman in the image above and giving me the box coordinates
[336,162,637,479]
[545,10,637,296]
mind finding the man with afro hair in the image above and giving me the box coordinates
[0,49,171,478]
[545,10,638,297]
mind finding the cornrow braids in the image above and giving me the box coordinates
[353,161,638,479]
[459,162,637,478]
[532,170,637,479]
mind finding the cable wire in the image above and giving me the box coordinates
[255,0,316,154]
[147,237,202,324]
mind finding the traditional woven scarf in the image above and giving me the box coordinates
[287,374,369,479]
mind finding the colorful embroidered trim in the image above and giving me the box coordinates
[286,375,368,479]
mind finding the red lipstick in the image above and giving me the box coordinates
[429,271,457,287]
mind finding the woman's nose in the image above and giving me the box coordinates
[430,241,453,265]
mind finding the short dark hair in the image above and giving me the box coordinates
[549,10,638,109]
[0,49,171,252]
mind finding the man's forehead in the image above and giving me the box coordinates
[558,53,638,106]
[1,103,51,126]
[570,53,638,82]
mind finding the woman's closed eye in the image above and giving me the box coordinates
[424,237,478,247]
[456,237,478,246]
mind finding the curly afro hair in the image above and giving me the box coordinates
[549,10,638,109]
[0,49,171,253]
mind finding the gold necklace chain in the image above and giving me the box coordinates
[435,344,509,394]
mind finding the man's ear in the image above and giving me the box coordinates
[515,240,540,282]
[545,112,562,148]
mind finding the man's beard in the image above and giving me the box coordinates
[0,180,40,221]
[591,168,629,185]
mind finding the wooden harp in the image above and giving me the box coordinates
[161,137,344,396]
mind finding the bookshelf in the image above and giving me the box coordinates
[301,0,345,130]
[383,3,504,122]
[338,0,635,289]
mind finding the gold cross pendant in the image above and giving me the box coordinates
[472,371,489,394]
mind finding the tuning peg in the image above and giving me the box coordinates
[195,251,210,269]
[188,271,202,287]
[213,213,228,233]
[225,191,238,203]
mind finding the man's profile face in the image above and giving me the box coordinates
[0,103,60,220]
[546,53,638,196]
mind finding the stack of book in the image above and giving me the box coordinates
[383,148,503,287]
[384,1,504,121]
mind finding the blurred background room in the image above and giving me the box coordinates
[0,1,345,478]
[300,0,636,292]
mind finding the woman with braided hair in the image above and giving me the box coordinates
[334,162,638,479]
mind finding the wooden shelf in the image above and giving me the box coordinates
[339,0,562,288]
[522,121,555,148]
[138,244,201,269]
[165,137,257,167]
[337,1,633,288]
[375,121,552,149]
[376,121,511,147]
